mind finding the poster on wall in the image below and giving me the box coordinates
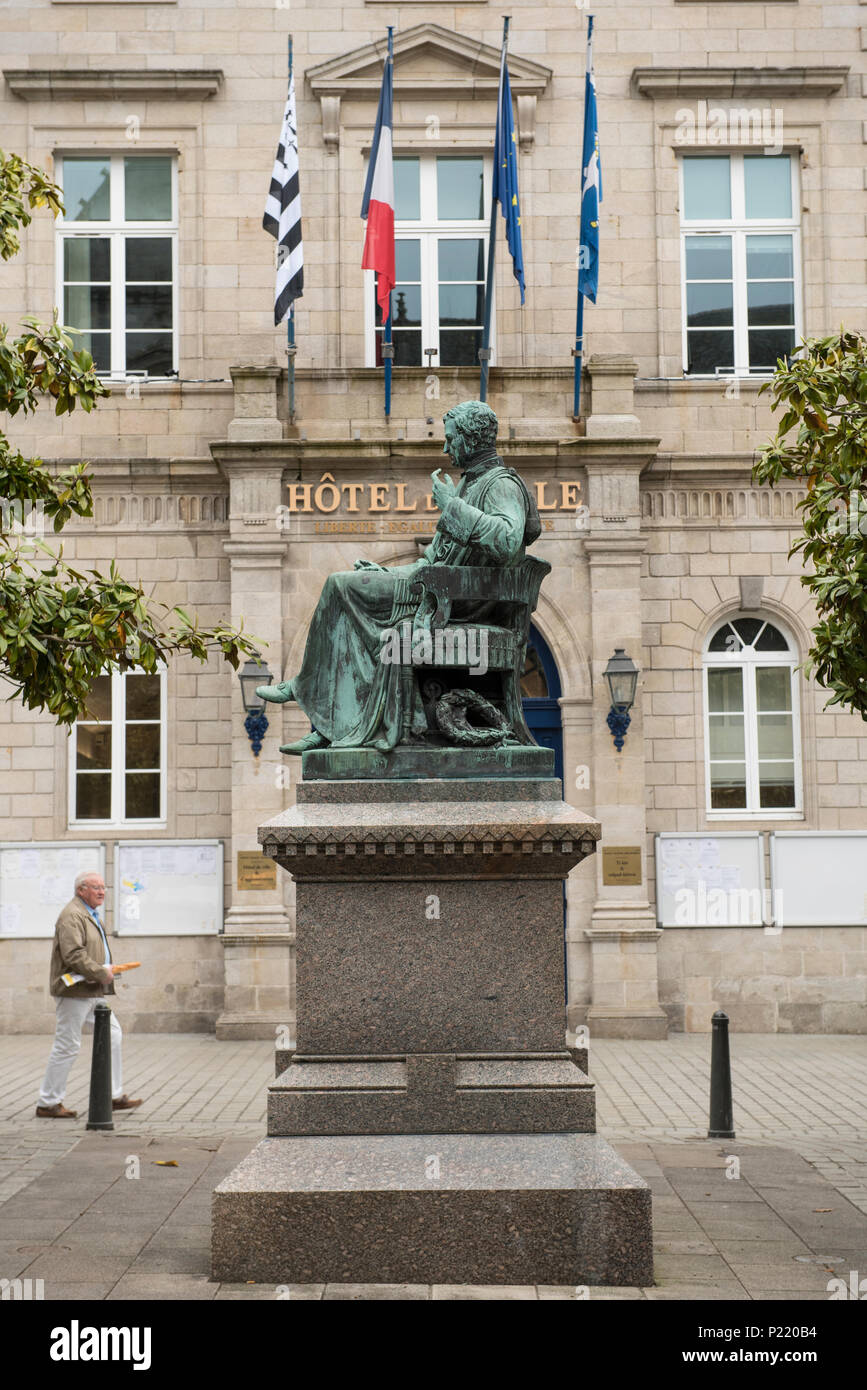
[114,840,223,935]
[654,833,766,928]
[0,842,105,938]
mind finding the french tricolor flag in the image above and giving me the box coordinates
[361,37,395,323]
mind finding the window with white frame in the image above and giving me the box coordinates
[70,670,166,826]
[702,617,801,815]
[680,153,800,377]
[365,154,489,368]
[56,154,177,379]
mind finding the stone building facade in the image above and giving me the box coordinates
[1,1,865,1038]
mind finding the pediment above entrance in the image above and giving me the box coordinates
[306,23,551,151]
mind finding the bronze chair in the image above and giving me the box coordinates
[402,555,552,744]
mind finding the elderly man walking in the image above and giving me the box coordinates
[36,871,143,1118]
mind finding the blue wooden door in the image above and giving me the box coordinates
[521,625,567,996]
[521,623,563,791]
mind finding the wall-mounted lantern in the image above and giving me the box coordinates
[603,648,639,752]
[238,657,273,757]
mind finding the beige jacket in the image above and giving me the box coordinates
[49,898,115,999]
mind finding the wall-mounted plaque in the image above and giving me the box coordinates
[602,846,642,887]
[237,851,277,891]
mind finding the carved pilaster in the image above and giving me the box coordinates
[582,441,668,1036]
[212,426,294,1038]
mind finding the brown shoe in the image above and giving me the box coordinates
[112,1095,143,1110]
[35,1103,77,1118]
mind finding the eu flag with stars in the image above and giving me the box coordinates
[578,14,602,303]
[492,54,525,305]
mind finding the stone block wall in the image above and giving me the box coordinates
[658,927,867,1035]
[0,504,237,1030]
[640,478,867,847]
[0,935,225,1034]
[0,512,235,852]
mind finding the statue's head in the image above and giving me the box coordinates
[442,400,498,468]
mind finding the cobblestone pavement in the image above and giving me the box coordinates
[2,1032,866,1211]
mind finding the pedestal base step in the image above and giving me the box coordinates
[302,745,554,782]
[211,1132,653,1287]
[267,1055,596,1135]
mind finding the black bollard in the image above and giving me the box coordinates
[708,1009,735,1139]
[86,1002,114,1131]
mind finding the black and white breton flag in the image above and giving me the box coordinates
[264,70,303,325]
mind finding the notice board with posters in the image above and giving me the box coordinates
[0,841,105,938]
[114,840,223,936]
[654,832,765,927]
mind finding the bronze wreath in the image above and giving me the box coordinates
[434,688,511,746]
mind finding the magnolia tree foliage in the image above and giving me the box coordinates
[0,151,259,725]
[754,330,867,720]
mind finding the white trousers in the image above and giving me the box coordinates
[38,997,123,1107]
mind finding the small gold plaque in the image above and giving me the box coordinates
[237,852,277,891]
[602,846,642,887]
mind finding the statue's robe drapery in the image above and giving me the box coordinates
[291,448,541,751]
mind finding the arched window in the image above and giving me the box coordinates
[702,616,801,814]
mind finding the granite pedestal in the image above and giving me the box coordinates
[211,770,653,1286]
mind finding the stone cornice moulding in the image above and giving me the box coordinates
[44,456,223,483]
[210,437,659,473]
[306,23,551,151]
[648,453,764,478]
[222,541,289,564]
[631,66,849,99]
[583,536,649,558]
[295,366,577,384]
[4,69,224,101]
[261,810,600,882]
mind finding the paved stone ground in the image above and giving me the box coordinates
[0,1133,865,1301]
[591,1035,867,1219]
[3,1033,866,1207]
[1,1032,865,1299]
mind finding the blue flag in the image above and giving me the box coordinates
[492,48,525,305]
[578,15,602,303]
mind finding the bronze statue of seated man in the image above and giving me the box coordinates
[257,399,541,754]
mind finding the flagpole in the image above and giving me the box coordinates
[574,12,594,420]
[573,283,584,420]
[382,26,394,419]
[287,34,297,425]
[479,15,509,404]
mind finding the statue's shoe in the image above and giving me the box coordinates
[279,731,330,755]
[256,680,295,703]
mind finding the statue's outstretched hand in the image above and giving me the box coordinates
[431,467,456,512]
[353,558,387,571]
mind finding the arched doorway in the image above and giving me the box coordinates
[521,622,564,793]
